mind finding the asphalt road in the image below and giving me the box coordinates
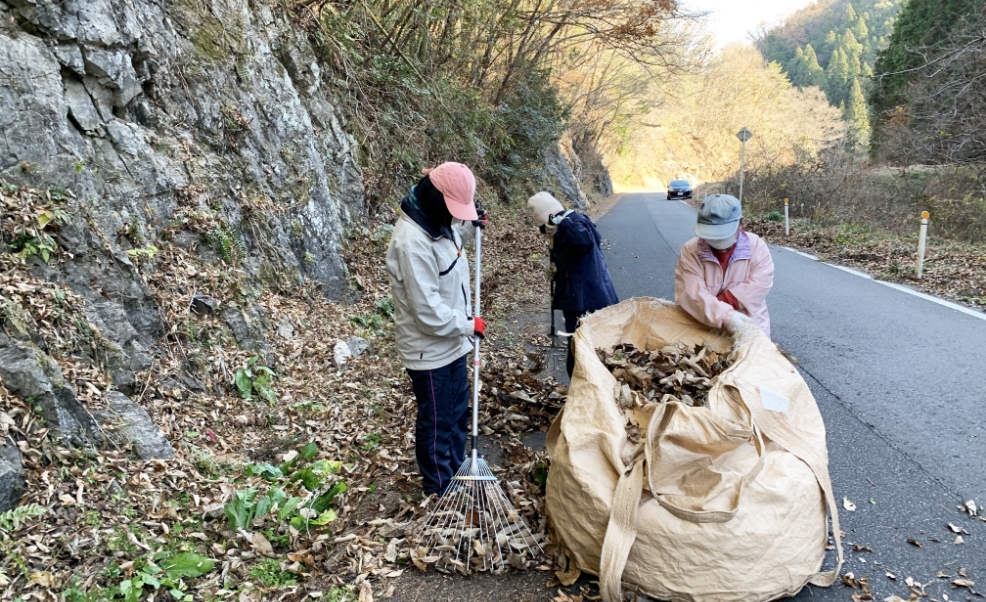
[595,192,986,601]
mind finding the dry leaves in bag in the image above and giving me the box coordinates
[596,342,733,408]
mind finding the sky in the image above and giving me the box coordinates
[684,0,819,47]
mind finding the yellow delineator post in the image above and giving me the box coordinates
[784,198,790,236]
[916,211,930,279]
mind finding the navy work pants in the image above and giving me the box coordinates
[405,354,470,495]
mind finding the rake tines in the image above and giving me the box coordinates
[414,456,544,574]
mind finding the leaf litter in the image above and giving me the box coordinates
[0,183,577,600]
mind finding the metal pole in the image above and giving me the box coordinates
[470,226,483,475]
[739,140,746,202]
[916,211,929,279]
[784,198,790,236]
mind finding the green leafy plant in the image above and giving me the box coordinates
[245,462,284,480]
[224,487,303,531]
[532,462,549,490]
[208,223,244,265]
[223,443,346,535]
[235,356,277,404]
[0,503,46,539]
[361,432,382,453]
[126,244,159,260]
[249,558,297,587]
[374,296,394,320]
[765,210,784,222]
[321,587,357,602]
[118,552,214,602]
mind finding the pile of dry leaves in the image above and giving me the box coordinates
[479,344,566,436]
[599,342,733,408]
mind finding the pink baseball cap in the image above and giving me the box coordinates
[422,162,478,221]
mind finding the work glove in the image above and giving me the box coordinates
[471,206,488,229]
[725,311,752,334]
[544,262,557,281]
[473,316,486,339]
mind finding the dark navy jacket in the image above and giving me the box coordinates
[550,211,619,312]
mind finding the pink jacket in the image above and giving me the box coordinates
[674,230,774,338]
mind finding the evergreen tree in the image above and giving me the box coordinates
[872,0,980,116]
[804,44,827,87]
[854,16,870,41]
[844,78,871,150]
[846,2,858,22]
[848,52,862,82]
[840,29,864,58]
[786,47,809,87]
[821,30,839,64]
[825,48,850,105]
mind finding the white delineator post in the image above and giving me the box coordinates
[784,198,790,236]
[916,211,929,279]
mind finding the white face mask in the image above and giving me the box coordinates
[704,233,737,250]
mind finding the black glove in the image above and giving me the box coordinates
[472,206,488,229]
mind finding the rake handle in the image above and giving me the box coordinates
[470,226,483,475]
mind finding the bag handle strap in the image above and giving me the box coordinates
[599,445,646,602]
[734,382,844,586]
[597,391,842,601]
[649,398,766,524]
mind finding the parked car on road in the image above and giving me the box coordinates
[667,180,692,199]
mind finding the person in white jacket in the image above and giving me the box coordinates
[385,162,487,496]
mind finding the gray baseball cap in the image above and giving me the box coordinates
[695,194,742,239]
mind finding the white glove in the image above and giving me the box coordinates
[544,262,557,280]
[726,311,752,334]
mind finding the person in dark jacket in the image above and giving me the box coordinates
[527,191,619,376]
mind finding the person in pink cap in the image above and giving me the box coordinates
[385,162,489,496]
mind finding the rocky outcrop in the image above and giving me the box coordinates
[94,392,174,460]
[543,133,615,209]
[0,442,24,512]
[1,0,365,310]
[544,138,589,210]
[0,0,368,510]
[0,333,102,447]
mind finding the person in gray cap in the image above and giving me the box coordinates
[675,194,774,337]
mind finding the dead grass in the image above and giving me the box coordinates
[745,216,986,312]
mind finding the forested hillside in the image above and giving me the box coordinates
[757,0,903,149]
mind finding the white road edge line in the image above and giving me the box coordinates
[829,264,873,280]
[781,246,819,261]
[778,245,986,322]
[876,281,986,321]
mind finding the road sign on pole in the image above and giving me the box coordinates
[736,127,753,203]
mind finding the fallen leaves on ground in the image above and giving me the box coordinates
[745,217,986,313]
[0,184,563,601]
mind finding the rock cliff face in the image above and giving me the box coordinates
[0,0,366,510]
[1,0,366,302]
